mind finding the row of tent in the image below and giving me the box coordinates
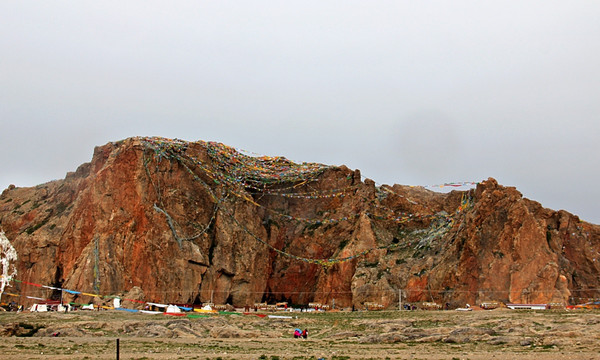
[28,299,218,316]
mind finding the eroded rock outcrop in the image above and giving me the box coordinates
[0,137,598,308]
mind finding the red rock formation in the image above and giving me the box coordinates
[0,137,598,309]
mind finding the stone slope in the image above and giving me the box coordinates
[0,137,598,308]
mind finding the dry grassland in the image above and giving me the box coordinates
[1,309,599,359]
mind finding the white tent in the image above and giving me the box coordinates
[165,304,181,313]
[29,304,47,312]
[57,304,72,312]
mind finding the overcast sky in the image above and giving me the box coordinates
[1,1,599,223]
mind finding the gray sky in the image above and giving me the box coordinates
[1,1,599,223]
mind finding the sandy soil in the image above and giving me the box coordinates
[1,309,599,359]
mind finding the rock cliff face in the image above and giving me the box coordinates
[1,137,599,308]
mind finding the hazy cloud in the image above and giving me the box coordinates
[1,1,599,222]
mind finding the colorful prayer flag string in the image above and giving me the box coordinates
[138,136,476,267]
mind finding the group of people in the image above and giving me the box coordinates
[293,328,308,339]
[4,300,23,312]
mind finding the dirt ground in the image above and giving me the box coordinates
[1,308,599,359]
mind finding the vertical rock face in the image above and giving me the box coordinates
[420,179,600,306]
[0,137,598,308]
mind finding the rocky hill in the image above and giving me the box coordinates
[1,137,599,308]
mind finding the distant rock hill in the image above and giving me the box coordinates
[1,137,599,308]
